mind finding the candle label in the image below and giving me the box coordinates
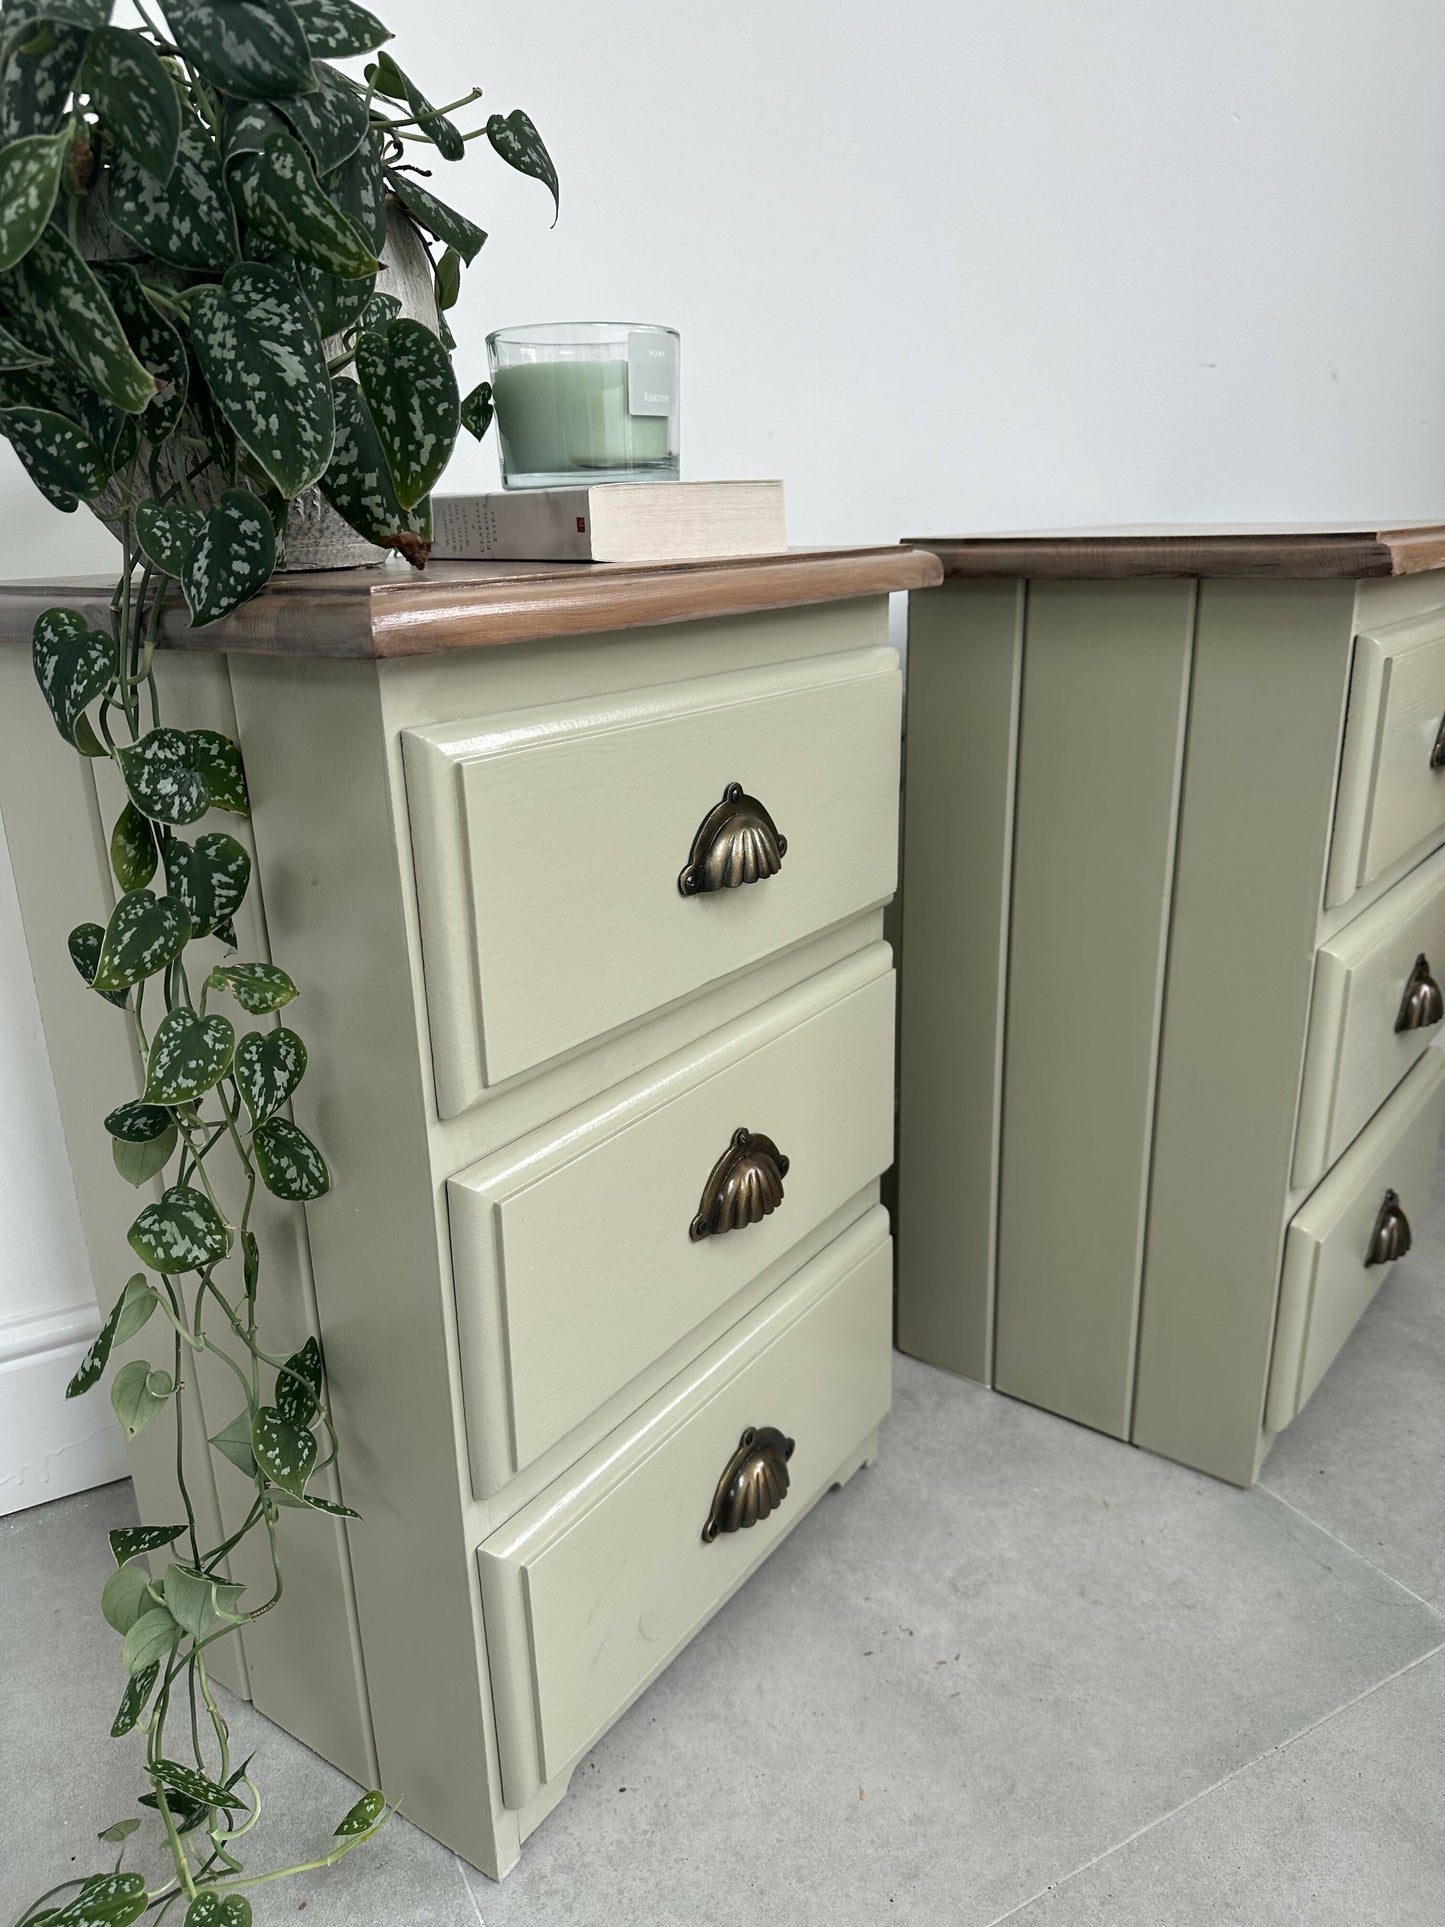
[627,331,677,417]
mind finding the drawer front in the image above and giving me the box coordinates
[404,647,902,1115]
[1295,846,1445,1189]
[1267,1049,1445,1434]
[449,945,894,1495]
[1328,611,1445,907]
[478,1208,892,1808]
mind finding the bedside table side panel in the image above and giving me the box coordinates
[1133,580,1356,1484]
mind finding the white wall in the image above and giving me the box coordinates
[4,0,1445,1505]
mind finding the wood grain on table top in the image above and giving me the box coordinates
[0,547,942,658]
[908,525,1445,581]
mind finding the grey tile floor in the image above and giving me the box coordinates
[5,1137,1445,1926]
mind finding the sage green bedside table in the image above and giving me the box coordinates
[896,526,1445,1487]
[0,543,938,1878]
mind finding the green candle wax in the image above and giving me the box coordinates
[492,358,672,482]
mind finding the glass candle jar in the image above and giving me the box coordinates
[486,322,681,489]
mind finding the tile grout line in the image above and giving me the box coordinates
[981,1638,1445,1925]
[453,1851,487,1926]
[1256,1481,1445,1618]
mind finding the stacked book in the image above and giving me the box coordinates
[430,481,787,565]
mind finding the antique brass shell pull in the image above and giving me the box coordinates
[689,1127,789,1241]
[1396,954,1445,1033]
[1365,1188,1412,1267]
[678,782,788,896]
[1432,715,1445,770]
[701,1425,795,1541]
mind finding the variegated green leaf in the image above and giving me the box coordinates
[0,224,160,411]
[65,1273,153,1397]
[69,919,128,1007]
[92,887,192,991]
[110,1660,159,1736]
[459,379,493,442]
[108,121,238,270]
[233,1024,305,1123]
[111,1356,171,1439]
[208,963,297,1018]
[164,829,251,936]
[159,0,313,100]
[220,95,285,176]
[275,1333,321,1425]
[32,605,113,742]
[115,727,209,825]
[384,164,485,262]
[246,227,373,337]
[9,0,110,26]
[109,798,158,889]
[153,1756,248,1811]
[289,0,388,56]
[209,1407,257,1477]
[135,498,203,576]
[181,487,277,626]
[187,1857,258,1907]
[187,727,249,812]
[277,61,367,175]
[44,1871,149,1927]
[368,51,461,160]
[335,1788,386,1836]
[144,1007,236,1102]
[320,372,431,563]
[101,1560,152,1635]
[1,21,85,142]
[283,1489,359,1518]
[327,128,385,251]
[486,108,558,222]
[0,126,69,270]
[128,1183,231,1272]
[0,315,49,367]
[252,1401,315,1495]
[109,1523,184,1565]
[80,25,179,182]
[105,1099,172,1141]
[190,263,332,495]
[254,1115,329,1200]
[137,1788,210,1834]
[356,315,457,509]
[232,131,377,277]
[162,1562,245,1640]
[353,289,400,334]
[95,264,188,443]
[113,1123,176,1186]
[1,402,108,505]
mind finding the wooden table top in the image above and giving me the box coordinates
[0,547,942,659]
[908,525,1445,581]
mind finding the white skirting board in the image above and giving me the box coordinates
[0,1304,128,1515]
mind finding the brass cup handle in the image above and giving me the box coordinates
[702,1425,795,1542]
[678,781,788,896]
[689,1127,789,1242]
[1365,1188,1413,1267]
[1396,953,1445,1032]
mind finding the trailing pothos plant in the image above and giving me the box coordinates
[1,3,556,1923]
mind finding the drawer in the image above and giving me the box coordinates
[1266,1048,1445,1434]
[1327,609,1445,908]
[403,647,902,1115]
[477,1207,892,1808]
[448,944,894,1495]
[1295,846,1445,1189]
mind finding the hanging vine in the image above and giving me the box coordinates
[1,2,555,1920]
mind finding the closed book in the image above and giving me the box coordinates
[430,481,787,564]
